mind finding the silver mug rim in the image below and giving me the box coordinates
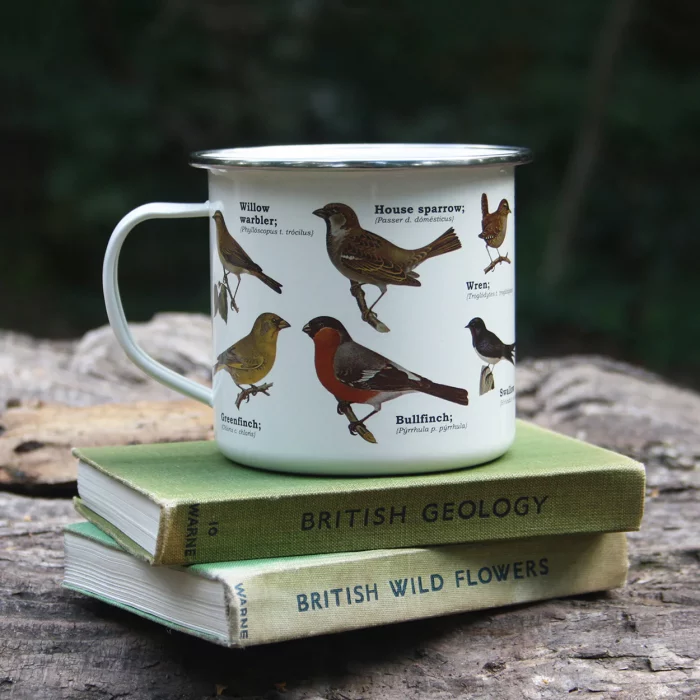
[190,143,533,171]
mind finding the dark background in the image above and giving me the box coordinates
[4,0,699,386]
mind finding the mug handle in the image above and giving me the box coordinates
[103,201,213,406]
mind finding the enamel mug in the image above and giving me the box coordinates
[103,144,531,475]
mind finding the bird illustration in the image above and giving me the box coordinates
[313,203,461,330]
[465,317,515,369]
[214,312,290,408]
[478,194,511,263]
[213,210,282,312]
[303,316,469,438]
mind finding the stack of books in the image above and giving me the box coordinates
[63,421,644,647]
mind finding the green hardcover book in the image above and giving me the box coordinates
[63,522,629,648]
[73,420,645,565]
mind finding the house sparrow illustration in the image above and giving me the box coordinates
[303,316,468,437]
[313,203,461,330]
[478,194,511,263]
[214,312,290,408]
[466,317,515,369]
[213,210,282,312]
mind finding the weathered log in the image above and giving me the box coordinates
[0,313,211,408]
[0,316,698,699]
[0,313,214,491]
[518,356,700,489]
[0,400,213,491]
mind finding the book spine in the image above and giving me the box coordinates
[154,504,171,565]
[225,532,628,647]
[158,468,644,565]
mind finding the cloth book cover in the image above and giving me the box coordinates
[63,521,629,648]
[73,420,645,565]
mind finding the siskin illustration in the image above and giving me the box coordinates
[466,317,514,393]
[213,210,283,317]
[214,312,290,409]
[478,194,511,274]
[313,203,461,333]
[303,316,469,443]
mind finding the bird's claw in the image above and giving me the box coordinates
[221,272,240,313]
[235,382,273,410]
[360,309,390,333]
[348,420,363,436]
[337,400,351,415]
[248,384,271,398]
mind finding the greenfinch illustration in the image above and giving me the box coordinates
[214,312,290,408]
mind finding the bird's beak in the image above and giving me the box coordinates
[278,319,291,330]
[312,208,326,218]
[302,322,312,336]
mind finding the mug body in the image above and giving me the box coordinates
[195,144,529,475]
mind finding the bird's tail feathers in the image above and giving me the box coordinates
[481,192,489,217]
[417,379,469,406]
[251,270,283,294]
[420,228,462,260]
[503,343,515,364]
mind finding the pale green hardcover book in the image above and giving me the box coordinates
[73,420,645,565]
[63,522,629,648]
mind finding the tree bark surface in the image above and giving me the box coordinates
[0,315,698,699]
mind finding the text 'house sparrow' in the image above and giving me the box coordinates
[303,316,468,440]
[313,203,461,332]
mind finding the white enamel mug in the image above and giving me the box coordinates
[104,144,531,475]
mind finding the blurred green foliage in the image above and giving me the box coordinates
[3,0,699,384]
